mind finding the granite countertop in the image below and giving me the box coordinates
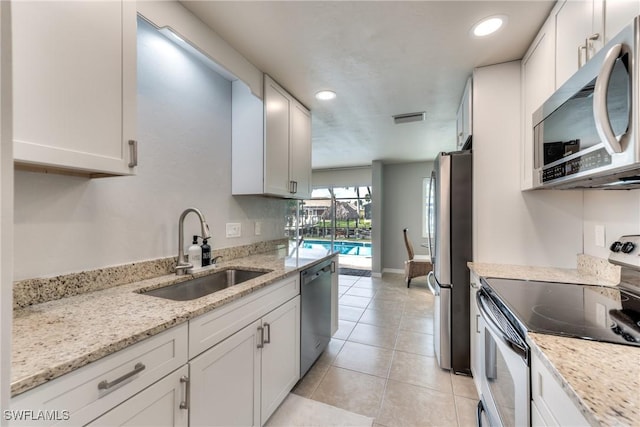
[469,261,639,427]
[11,249,334,397]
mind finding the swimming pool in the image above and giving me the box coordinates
[302,240,372,257]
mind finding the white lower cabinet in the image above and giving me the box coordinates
[88,365,189,427]
[530,350,589,426]
[9,324,188,427]
[189,296,301,427]
[10,275,304,427]
[189,319,262,427]
[469,272,483,395]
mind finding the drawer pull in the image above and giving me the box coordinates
[98,362,146,390]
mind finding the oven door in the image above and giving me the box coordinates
[476,289,530,427]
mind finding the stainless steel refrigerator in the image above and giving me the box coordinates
[426,150,472,374]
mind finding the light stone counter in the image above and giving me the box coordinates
[469,260,639,427]
[11,249,334,397]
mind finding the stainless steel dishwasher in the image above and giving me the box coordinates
[300,259,333,377]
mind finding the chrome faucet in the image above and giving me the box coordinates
[176,207,212,275]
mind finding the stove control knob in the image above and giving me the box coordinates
[621,242,636,254]
[610,241,623,252]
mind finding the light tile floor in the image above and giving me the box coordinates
[292,273,478,427]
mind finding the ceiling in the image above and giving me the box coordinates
[180,1,555,170]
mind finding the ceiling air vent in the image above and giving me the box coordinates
[393,112,426,124]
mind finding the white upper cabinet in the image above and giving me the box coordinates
[232,75,312,199]
[12,1,137,176]
[555,0,604,88]
[521,16,556,190]
[456,78,472,150]
[289,100,312,199]
[605,0,640,43]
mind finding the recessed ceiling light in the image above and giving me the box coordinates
[471,15,507,37]
[315,90,336,101]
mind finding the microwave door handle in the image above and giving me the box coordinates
[594,43,624,154]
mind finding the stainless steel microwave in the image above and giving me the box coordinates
[532,16,640,189]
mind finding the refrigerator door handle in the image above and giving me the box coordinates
[426,170,436,259]
[427,271,438,296]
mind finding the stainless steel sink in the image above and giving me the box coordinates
[141,268,271,301]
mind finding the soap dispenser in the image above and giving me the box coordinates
[201,238,211,266]
[188,235,202,268]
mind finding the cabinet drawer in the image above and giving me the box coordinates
[189,275,299,358]
[531,352,589,426]
[10,324,188,426]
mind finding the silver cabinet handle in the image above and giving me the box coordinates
[578,44,587,68]
[257,326,265,349]
[585,33,600,62]
[594,43,624,154]
[264,323,271,344]
[98,362,145,390]
[289,180,298,194]
[128,140,138,168]
[179,376,189,410]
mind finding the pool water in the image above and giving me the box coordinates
[302,240,372,257]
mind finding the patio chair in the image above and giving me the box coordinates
[403,228,432,288]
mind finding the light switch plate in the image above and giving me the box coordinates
[226,223,241,238]
[594,225,605,247]
[255,221,262,236]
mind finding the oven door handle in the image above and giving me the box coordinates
[476,290,528,363]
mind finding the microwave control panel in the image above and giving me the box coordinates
[542,147,612,183]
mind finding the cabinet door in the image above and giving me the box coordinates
[190,320,261,427]
[260,296,300,425]
[531,351,590,426]
[469,275,482,396]
[264,77,292,197]
[289,101,312,199]
[12,1,136,176]
[88,366,188,427]
[555,0,603,88]
[521,19,555,190]
[605,0,640,43]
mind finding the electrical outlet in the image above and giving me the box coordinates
[255,221,262,236]
[226,223,241,238]
[594,225,605,247]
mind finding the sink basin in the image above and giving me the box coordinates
[142,268,271,301]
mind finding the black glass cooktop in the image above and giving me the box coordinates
[481,277,640,347]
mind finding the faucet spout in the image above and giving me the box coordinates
[176,207,212,275]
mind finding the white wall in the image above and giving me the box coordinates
[0,0,13,411]
[583,190,640,258]
[473,61,584,268]
[12,18,286,281]
[382,161,433,272]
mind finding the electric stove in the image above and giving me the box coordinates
[480,235,640,348]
